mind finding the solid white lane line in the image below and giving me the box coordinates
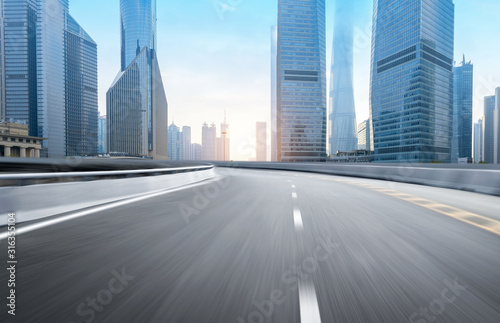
[298,279,322,323]
[292,192,298,198]
[293,208,303,230]
[0,178,220,240]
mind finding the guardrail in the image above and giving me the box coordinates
[212,161,500,197]
[0,165,214,186]
[0,163,216,225]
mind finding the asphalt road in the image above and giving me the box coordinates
[1,168,500,322]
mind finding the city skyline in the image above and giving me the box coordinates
[13,0,499,161]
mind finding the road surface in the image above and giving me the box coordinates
[1,168,500,322]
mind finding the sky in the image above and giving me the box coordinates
[69,0,500,161]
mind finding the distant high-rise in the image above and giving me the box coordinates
[474,119,483,163]
[107,0,168,159]
[182,126,192,160]
[168,123,182,161]
[370,0,455,163]
[452,56,473,162]
[98,114,106,154]
[358,119,371,151]
[216,114,229,161]
[191,143,202,161]
[329,1,358,154]
[270,26,278,162]
[277,0,327,162]
[256,121,267,161]
[494,88,500,164]
[483,96,495,163]
[202,122,216,160]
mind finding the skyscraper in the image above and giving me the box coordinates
[256,121,267,162]
[277,0,327,162]
[358,119,371,151]
[1,0,38,136]
[370,0,455,163]
[329,1,358,155]
[202,122,216,160]
[270,25,278,162]
[483,96,495,163]
[64,14,98,156]
[452,56,473,162]
[182,126,192,160]
[494,87,500,164]
[474,119,483,163]
[216,114,229,161]
[107,0,168,159]
[168,122,182,161]
[98,114,106,154]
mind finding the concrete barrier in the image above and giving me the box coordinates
[0,166,215,225]
[212,162,500,197]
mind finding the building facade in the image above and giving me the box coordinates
[483,95,495,163]
[370,0,455,163]
[329,0,358,155]
[216,116,229,161]
[495,88,500,164]
[64,14,98,156]
[256,121,267,161]
[474,119,483,163]
[452,56,473,162]
[357,119,371,151]
[168,123,182,161]
[276,0,327,162]
[270,25,277,162]
[1,0,38,136]
[191,143,202,161]
[107,0,168,159]
[98,114,106,154]
[1,0,96,157]
[0,122,44,157]
[182,126,191,160]
[202,122,216,160]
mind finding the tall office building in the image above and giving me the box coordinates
[1,0,38,136]
[64,14,98,156]
[182,126,191,160]
[474,119,483,163]
[270,25,277,162]
[483,96,495,163]
[370,0,455,163]
[202,122,216,160]
[168,122,182,161]
[98,114,106,154]
[107,0,168,159]
[329,1,358,154]
[495,88,500,164]
[451,56,473,162]
[276,0,327,162]
[256,121,267,162]
[358,119,371,151]
[216,115,229,161]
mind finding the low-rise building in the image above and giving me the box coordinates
[0,122,45,158]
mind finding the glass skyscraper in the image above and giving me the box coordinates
[483,95,495,164]
[64,14,98,156]
[107,0,168,159]
[1,0,38,136]
[329,1,358,155]
[451,56,473,162]
[276,0,327,162]
[370,0,455,163]
[168,122,182,161]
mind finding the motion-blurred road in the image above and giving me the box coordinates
[2,168,500,322]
